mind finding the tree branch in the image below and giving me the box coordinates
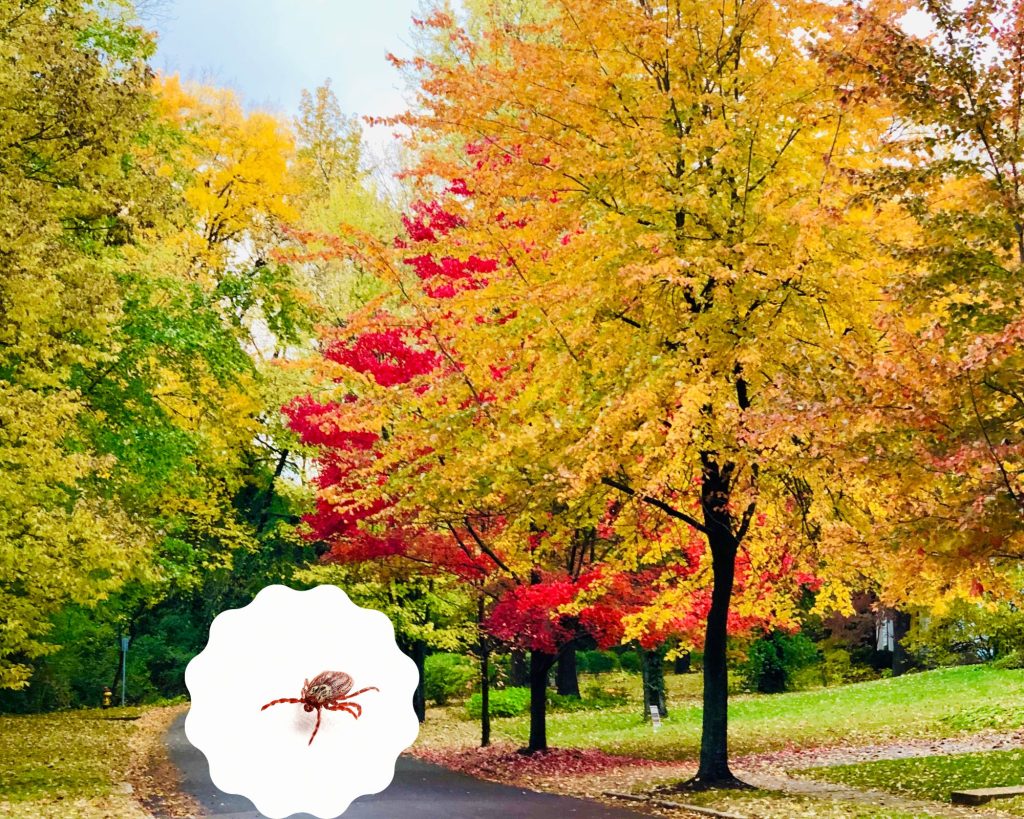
[464,517,520,581]
[601,476,709,535]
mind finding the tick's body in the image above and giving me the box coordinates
[260,671,378,745]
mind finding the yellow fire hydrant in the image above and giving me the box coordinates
[102,687,112,709]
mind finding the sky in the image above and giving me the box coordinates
[149,0,423,153]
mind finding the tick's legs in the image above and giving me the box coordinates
[340,686,379,700]
[261,697,303,711]
[308,706,323,745]
[325,701,360,719]
[330,686,378,718]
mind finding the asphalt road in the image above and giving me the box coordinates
[164,714,652,819]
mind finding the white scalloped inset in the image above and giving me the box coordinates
[185,584,420,818]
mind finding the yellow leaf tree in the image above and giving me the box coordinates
[379,0,892,785]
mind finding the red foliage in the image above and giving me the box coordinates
[411,744,676,783]
[483,569,602,651]
[404,253,495,299]
[283,396,379,451]
[401,199,464,242]
[324,328,439,387]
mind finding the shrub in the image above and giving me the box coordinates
[905,600,1024,668]
[424,653,476,705]
[741,631,819,693]
[547,691,588,711]
[788,663,825,691]
[993,650,1024,670]
[821,647,852,687]
[578,650,620,674]
[489,653,511,687]
[820,647,878,686]
[0,606,121,713]
[466,686,531,719]
[618,650,641,672]
[583,683,629,707]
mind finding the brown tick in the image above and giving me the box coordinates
[260,670,379,745]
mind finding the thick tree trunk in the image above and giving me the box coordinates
[687,457,748,790]
[555,644,580,698]
[891,610,912,677]
[526,649,554,753]
[689,530,743,787]
[642,646,668,719]
[510,648,528,687]
[478,598,490,747]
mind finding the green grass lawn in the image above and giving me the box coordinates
[678,787,926,819]
[0,707,150,818]
[495,665,1024,759]
[800,749,1024,815]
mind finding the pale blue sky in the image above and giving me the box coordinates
[151,1,422,124]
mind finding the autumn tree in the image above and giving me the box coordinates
[288,192,648,751]
[0,0,163,687]
[383,0,886,785]
[0,2,325,696]
[798,0,1024,605]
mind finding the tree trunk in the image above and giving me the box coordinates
[555,644,580,698]
[402,639,426,723]
[510,648,528,687]
[689,530,742,787]
[478,598,490,747]
[526,649,554,753]
[688,458,747,789]
[674,650,691,674]
[892,610,912,677]
[642,646,668,719]
[255,448,289,532]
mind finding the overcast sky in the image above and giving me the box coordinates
[150,0,422,153]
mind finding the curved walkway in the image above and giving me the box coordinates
[162,714,654,818]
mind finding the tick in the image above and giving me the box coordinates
[260,670,379,745]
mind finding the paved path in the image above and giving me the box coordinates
[164,715,652,819]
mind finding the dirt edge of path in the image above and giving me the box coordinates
[125,704,202,819]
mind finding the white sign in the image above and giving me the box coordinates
[650,704,661,730]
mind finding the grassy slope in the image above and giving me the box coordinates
[495,665,1024,759]
[0,707,150,818]
[803,748,1024,816]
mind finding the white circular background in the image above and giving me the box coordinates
[185,584,420,818]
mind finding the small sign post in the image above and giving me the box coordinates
[120,636,130,707]
[650,704,661,730]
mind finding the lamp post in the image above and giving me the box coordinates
[120,635,130,707]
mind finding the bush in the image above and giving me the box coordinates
[578,650,620,674]
[547,691,588,711]
[466,686,531,719]
[818,647,878,686]
[993,650,1024,670]
[741,631,819,693]
[618,650,641,672]
[0,606,121,713]
[424,653,476,705]
[583,683,629,707]
[788,663,825,691]
[905,600,1024,668]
